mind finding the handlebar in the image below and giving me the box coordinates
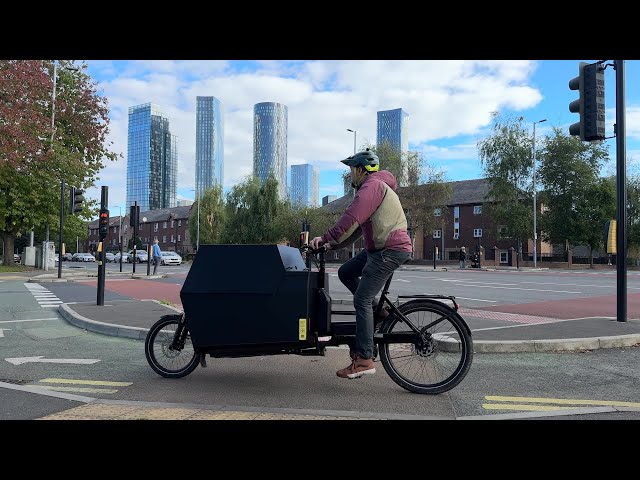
[301,244,328,256]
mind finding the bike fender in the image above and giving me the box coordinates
[395,299,472,338]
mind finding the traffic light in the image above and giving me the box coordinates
[569,62,606,142]
[99,209,109,239]
[130,205,140,227]
[69,187,84,215]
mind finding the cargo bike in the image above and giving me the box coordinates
[144,244,473,394]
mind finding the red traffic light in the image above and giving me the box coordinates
[100,212,108,218]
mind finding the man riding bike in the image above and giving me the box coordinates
[310,149,412,379]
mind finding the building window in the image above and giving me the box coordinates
[500,251,508,264]
[171,220,174,228]
[171,235,174,243]
[474,229,483,238]
[154,223,158,232]
[177,234,181,242]
[433,230,441,239]
[162,236,166,243]
[474,205,482,215]
[498,225,509,239]
[433,208,441,217]
[178,220,181,227]
[163,222,167,229]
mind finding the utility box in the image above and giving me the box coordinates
[181,244,327,349]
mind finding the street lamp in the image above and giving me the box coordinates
[189,189,200,252]
[51,60,79,277]
[532,118,547,268]
[346,129,357,259]
[113,205,123,272]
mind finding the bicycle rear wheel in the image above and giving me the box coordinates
[379,300,472,394]
[145,314,199,378]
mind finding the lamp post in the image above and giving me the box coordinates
[113,205,123,272]
[51,61,79,277]
[532,118,547,268]
[346,128,357,259]
[189,189,200,252]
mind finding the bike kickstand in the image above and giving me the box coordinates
[199,353,207,368]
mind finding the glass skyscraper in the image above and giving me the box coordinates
[377,108,409,154]
[195,96,224,199]
[290,164,319,207]
[253,102,288,199]
[126,103,177,211]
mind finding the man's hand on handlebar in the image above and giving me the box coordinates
[309,236,330,251]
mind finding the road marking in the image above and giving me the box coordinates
[455,284,581,293]
[5,356,100,365]
[456,297,497,303]
[393,279,410,282]
[521,281,640,290]
[23,284,64,308]
[0,318,59,324]
[34,385,118,394]
[485,395,640,408]
[483,404,575,411]
[0,328,10,337]
[459,308,556,324]
[39,378,132,386]
[441,279,518,286]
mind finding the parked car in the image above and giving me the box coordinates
[128,250,148,263]
[160,251,182,266]
[75,253,95,262]
[105,252,116,263]
[14,253,21,264]
[113,252,130,264]
[62,253,73,261]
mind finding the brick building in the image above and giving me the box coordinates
[85,205,194,256]
[320,178,551,265]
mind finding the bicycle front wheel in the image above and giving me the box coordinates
[379,300,473,394]
[145,314,199,378]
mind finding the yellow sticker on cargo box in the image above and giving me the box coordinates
[299,318,307,340]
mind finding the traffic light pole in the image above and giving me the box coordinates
[97,186,108,306]
[615,60,627,322]
[58,180,64,279]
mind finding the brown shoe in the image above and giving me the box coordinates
[337,354,376,379]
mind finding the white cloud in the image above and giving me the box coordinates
[86,60,542,209]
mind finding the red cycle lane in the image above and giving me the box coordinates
[478,292,640,319]
[76,279,183,309]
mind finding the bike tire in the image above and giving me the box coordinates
[379,300,472,394]
[145,314,200,378]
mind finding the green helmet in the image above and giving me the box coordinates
[341,148,380,172]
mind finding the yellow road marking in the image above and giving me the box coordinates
[39,378,132,387]
[35,385,118,394]
[486,395,640,408]
[483,403,577,411]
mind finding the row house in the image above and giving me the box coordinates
[320,178,552,266]
[85,205,195,256]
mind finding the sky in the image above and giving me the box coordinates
[80,60,640,215]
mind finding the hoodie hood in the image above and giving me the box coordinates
[367,170,397,191]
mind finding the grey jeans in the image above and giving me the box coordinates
[338,248,412,359]
[153,256,161,274]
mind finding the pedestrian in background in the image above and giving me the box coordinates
[459,246,466,269]
[152,239,162,274]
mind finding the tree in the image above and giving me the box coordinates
[624,174,640,263]
[398,151,450,254]
[537,127,610,253]
[275,202,340,247]
[574,178,616,266]
[0,60,118,266]
[477,113,533,261]
[219,175,286,244]
[189,185,225,247]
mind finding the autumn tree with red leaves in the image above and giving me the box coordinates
[0,60,118,266]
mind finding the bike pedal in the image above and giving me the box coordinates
[199,354,207,368]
